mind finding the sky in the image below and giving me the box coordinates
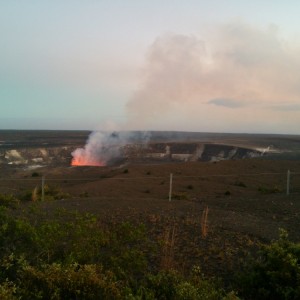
[1,1,300,134]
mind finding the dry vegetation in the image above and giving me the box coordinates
[1,158,300,299]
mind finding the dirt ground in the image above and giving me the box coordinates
[2,158,300,283]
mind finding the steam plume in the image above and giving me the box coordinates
[126,22,300,133]
[72,131,150,166]
[72,21,300,166]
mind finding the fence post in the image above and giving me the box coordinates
[286,170,290,196]
[169,173,173,202]
[42,175,45,201]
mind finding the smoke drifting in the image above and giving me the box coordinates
[126,22,300,133]
[72,21,300,166]
[71,131,150,166]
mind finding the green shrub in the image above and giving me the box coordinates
[0,194,19,208]
[146,270,181,299]
[18,190,34,202]
[19,185,70,202]
[0,279,19,300]
[43,184,70,200]
[0,212,38,262]
[104,222,149,280]
[0,206,240,299]
[19,263,123,300]
[176,281,199,299]
[237,229,300,299]
[145,269,235,300]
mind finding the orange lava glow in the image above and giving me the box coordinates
[71,158,105,167]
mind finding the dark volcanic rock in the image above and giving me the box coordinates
[1,130,299,167]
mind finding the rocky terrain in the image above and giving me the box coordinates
[1,130,300,299]
[122,142,262,164]
[2,130,298,168]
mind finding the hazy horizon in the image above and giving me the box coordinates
[1,1,300,135]
[0,128,299,137]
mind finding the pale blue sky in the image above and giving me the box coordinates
[1,1,300,133]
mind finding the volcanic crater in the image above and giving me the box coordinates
[1,130,296,169]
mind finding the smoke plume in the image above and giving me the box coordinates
[126,21,300,133]
[71,131,150,166]
[72,21,300,166]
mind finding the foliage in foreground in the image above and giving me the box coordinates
[0,186,70,208]
[0,205,236,299]
[237,229,300,300]
[0,194,19,208]
[2,201,300,300]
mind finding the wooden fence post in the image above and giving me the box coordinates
[287,170,290,196]
[169,173,173,202]
[42,176,45,201]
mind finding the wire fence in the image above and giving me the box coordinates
[0,170,299,201]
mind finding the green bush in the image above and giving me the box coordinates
[0,194,19,208]
[144,268,236,300]
[146,270,181,299]
[18,190,34,202]
[237,229,300,299]
[42,184,70,200]
[0,279,19,300]
[0,208,38,260]
[0,206,239,299]
[103,222,149,280]
[18,263,123,300]
[19,185,70,202]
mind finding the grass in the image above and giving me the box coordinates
[0,194,19,208]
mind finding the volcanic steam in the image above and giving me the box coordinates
[72,21,300,166]
[71,131,150,166]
